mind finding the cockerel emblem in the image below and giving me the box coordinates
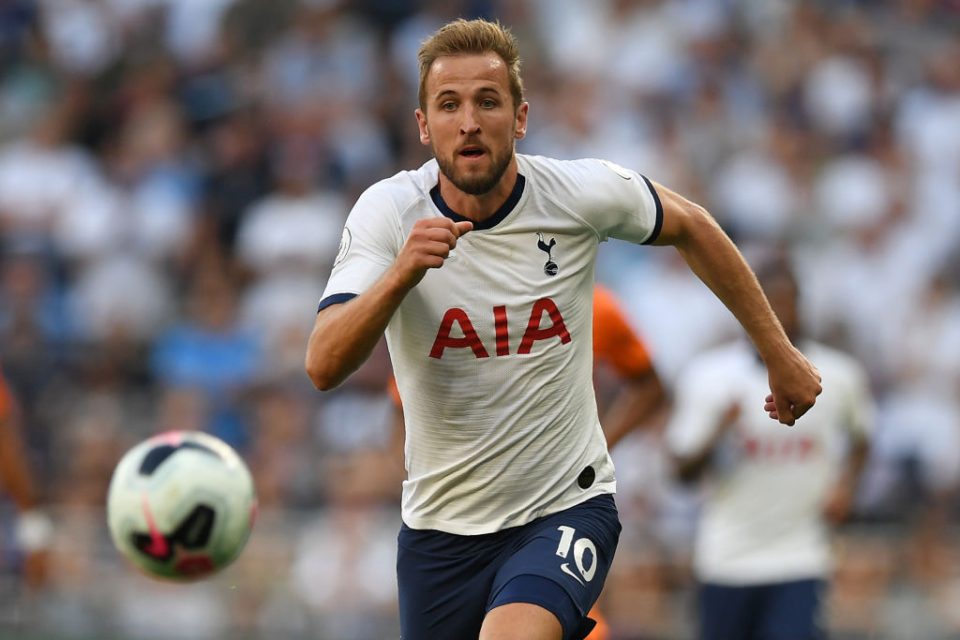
[537,232,558,276]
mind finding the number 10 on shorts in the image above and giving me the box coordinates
[555,526,597,585]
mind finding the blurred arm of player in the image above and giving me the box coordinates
[822,433,870,525]
[648,181,821,425]
[672,402,742,484]
[306,218,473,391]
[0,376,52,589]
[592,286,667,450]
[600,371,665,450]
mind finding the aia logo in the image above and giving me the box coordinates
[537,232,558,276]
[430,297,571,359]
[742,436,818,461]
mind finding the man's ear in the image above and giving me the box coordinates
[514,101,529,140]
[415,108,430,145]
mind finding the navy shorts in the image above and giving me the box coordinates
[397,494,621,640]
[698,578,826,640]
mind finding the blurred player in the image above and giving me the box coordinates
[666,251,872,640]
[305,18,821,640]
[0,366,52,589]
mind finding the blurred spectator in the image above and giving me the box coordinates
[150,259,262,450]
[234,137,349,378]
[196,108,271,254]
[0,98,99,243]
[246,382,323,508]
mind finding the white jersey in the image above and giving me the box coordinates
[320,154,662,534]
[666,341,874,584]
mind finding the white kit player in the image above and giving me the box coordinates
[305,18,822,640]
[666,251,873,640]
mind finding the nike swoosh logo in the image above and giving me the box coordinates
[599,159,633,180]
[560,563,584,585]
[141,494,170,559]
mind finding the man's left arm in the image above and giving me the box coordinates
[647,180,821,425]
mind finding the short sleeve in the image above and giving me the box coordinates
[318,184,404,310]
[580,159,663,245]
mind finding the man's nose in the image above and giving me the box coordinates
[459,105,481,135]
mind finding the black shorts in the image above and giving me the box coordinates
[397,494,621,640]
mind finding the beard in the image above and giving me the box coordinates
[435,143,514,196]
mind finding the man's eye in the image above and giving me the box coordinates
[441,102,457,111]
[480,99,497,108]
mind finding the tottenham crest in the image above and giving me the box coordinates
[537,232,558,276]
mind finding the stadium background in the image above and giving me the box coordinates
[1,0,959,637]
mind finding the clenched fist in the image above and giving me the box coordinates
[393,217,474,289]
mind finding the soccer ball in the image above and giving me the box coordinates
[107,430,257,581]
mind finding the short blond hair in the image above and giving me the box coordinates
[417,18,524,112]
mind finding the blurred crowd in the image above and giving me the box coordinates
[0,0,958,638]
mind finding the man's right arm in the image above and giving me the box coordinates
[305,218,472,390]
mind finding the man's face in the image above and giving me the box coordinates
[416,52,528,195]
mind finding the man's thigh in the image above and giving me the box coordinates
[487,495,622,640]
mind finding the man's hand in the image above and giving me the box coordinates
[763,346,822,426]
[393,218,473,289]
[306,217,472,391]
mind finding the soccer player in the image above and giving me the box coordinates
[666,251,872,640]
[385,283,665,639]
[305,18,822,640]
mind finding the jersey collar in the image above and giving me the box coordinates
[430,174,526,230]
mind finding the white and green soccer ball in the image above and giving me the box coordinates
[107,430,257,581]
